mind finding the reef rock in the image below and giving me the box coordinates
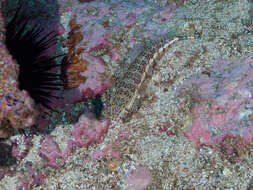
[0,8,38,138]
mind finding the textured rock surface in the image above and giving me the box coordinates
[178,55,253,162]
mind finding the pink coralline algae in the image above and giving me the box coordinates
[38,114,110,167]
[77,56,111,99]
[177,55,253,161]
[63,113,109,157]
[71,114,109,147]
[39,137,64,168]
[125,165,152,190]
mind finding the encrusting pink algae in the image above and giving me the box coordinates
[178,55,253,162]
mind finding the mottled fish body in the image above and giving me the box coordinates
[105,34,193,124]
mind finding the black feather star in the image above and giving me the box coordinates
[4,3,64,110]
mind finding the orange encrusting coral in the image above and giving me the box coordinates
[63,17,90,89]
